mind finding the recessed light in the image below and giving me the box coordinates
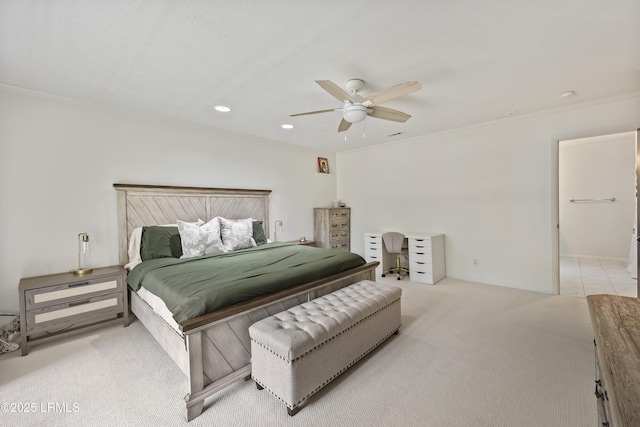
[214,105,231,112]
[281,124,294,129]
[560,91,575,98]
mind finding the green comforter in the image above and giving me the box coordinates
[127,242,366,323]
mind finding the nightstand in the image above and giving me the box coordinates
[19,265,129,355]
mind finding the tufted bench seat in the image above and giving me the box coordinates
[249,280,402,415]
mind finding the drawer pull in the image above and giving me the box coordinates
[416,252,425,255]
[68,282,90,288]
[68,300,91,307]
[415,245,425,248]
[417,262,425,265]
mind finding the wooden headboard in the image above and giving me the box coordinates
[113,184,271,265]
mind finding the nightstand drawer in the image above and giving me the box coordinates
[26,293,123,332]
[26,278,122,310]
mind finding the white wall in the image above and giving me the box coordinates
[338,93,640,294]
[559,133,635,259]
[0,87,337,313]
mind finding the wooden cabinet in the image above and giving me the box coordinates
[314,208,350,252]
[587,294,640,427]
[19,265,129,355]
[364,232,446,284]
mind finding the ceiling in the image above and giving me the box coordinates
[1,1,639,152]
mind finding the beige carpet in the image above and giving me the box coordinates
[0,277,596,427]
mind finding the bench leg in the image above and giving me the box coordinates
[287,406,300,416]
[256,382,264,390]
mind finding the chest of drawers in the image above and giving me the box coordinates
[314,208,351,252]
[19,265,129,355]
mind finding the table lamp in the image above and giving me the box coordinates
[71,232,93,275]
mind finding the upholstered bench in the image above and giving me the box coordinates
[249,280,402,415]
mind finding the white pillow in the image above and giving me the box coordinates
[178,218,224,258]
[220,217,255,251]
[125,227,145,270]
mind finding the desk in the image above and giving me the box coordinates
[364,232,445,284]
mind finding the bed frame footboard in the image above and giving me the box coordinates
[130,261,378,421]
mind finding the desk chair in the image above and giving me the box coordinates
[381,232,410,280]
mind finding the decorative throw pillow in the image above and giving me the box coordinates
[220,217,254,251]
[252,220,267,245]
[140,226,180,261]
[178,218,224,258]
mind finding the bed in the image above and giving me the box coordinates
[114,183,378,421]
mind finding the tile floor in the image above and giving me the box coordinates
[560,256,637,298]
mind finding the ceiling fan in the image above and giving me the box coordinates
[290,79,422,132]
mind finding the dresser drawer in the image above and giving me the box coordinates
[365,245,382,258]
[408,238,432,253]
[329,209,350,220]
[410,261,433,274]
[25,277,122,310]
[329,241,350,251]
[330,219,349,231]
[330,229,350,241]
[26,292,123,333]
[411,269,434,284]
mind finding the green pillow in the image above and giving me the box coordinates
[140,226,180,261]
[169,234,183,258]
[252,220,267,245]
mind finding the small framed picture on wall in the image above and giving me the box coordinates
[318,157,330,174]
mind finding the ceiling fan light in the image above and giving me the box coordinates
[343,105,368,123]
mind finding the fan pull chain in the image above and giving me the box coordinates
[363,119,366,138]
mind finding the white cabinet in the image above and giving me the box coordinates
[364,233,395,277]
[406,234,445,284]
[364,232,445,284]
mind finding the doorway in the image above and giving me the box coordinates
[558,132,637,298]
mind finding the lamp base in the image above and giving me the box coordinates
[71,268,93,275]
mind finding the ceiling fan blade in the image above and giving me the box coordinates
[362,80,422,106]
[368,106,411,123]
[290,108,338,117]
[316,80,356,103]
[338,118,352,132]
